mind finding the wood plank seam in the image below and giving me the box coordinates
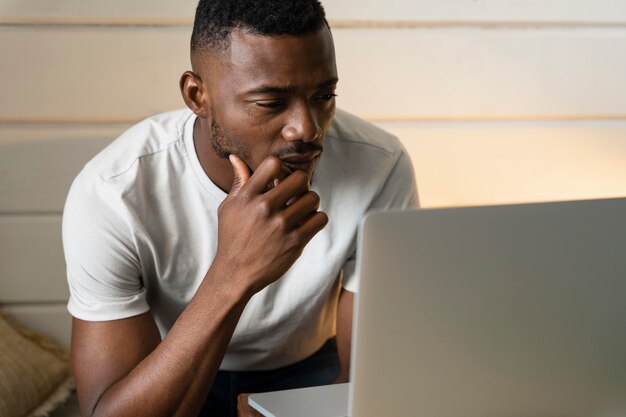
[2,18,626,29]
[2,114,626,125]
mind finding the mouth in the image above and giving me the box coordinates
[280,153,320,174]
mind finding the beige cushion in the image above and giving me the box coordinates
[0,314,73,417]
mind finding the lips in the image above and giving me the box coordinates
[280,153,320,174]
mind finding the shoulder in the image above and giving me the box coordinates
[326,108,405,158]
[316,108,415,196]
[66,108,195,213]
[314,109,418,238]
[85,108,194,182]
[321,109,410,178]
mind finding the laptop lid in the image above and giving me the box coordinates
[350,198,626,417]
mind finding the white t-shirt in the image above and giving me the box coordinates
[63,108,418,371]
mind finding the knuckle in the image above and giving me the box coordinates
[254,199,272,218]
[286,232,304,251]
[274,215,289,232]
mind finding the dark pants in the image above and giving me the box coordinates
[199,338,340,417]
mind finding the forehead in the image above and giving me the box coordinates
[211,27,337,91]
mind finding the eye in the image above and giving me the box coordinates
[316,93,337,102]
[255,100,286,109]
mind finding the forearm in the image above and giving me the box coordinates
[334,288,354,383]
[90,267,252,417]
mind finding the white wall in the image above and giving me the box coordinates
[1,1,626,345]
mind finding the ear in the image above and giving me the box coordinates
[180,70,209,119]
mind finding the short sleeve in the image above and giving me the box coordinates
[341,147,419,293]
[62,168,149,321]
[368,147,419,212]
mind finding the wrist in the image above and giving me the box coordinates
[199,257,257,305]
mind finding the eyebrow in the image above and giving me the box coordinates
[246,77,339,95]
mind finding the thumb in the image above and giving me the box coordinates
[229,154,251,195]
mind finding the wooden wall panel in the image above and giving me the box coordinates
[0,0,197,22]
[0,26,190,121]
[324,0,626,24]
[2,0,625,25]
[1,304,72,348]
[333,28,626,120]
[0,216,67,302]
[0,126,122,212]
[385,121,626,207]
[3,27,626,121]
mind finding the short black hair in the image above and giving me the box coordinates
[191,0,329,54]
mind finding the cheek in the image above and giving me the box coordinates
[227,123,279,169]
[319,105,336,134]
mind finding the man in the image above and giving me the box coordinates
[63,1,418,416]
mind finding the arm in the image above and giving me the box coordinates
[72,264,250,417]
[71,156,328,417]
[334,288,354,383]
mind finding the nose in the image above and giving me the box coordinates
[281,102,321,143]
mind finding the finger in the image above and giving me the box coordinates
[229,154,251,196]
[266,170,311,209]
[292,211,329,246]
[281,191,321,230]
[244,156,286,195]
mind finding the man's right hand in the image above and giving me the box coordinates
[213,154,328,296]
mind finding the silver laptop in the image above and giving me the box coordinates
[251,198,626,417]
[248,383,349,417]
